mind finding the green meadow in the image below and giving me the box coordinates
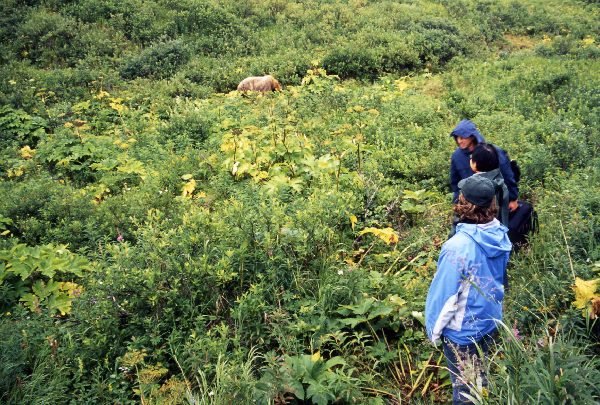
[1,0,599,403]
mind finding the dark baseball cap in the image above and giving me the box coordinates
[458,175,495,207]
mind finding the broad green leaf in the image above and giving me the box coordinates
[367,302,394,320]
[339,316,368,328]
[306,383,333,405]
[47,292,73,316]
[20,293,41,313]
[32,279,60,299]
[116,159,146,175]
[324,356,346,370]
[389,294,407,307]
[10,262,34,280]
[287,380,305,399]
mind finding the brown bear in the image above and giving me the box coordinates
[237,75,282,92]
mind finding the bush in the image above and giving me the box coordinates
[381,41,422,73]
[413,19,469,66]
[0,63,113,111]
[0,0,29,64]
[182,57,243,93]
[63,0,124,23]
[322,47,380,81]
[0,106,47,149]
[160,109,213,150]
[0,177,99,249]
[120,40,190,80]
[110,0,179,45]
[16,9,84,67]
[244,52,311,86]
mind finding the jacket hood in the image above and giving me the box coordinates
[456,219,512,258]
[477,169,505,186]
[450,119,486,144]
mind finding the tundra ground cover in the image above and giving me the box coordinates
[1,0,599,403]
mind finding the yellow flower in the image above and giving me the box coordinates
[20,145,35,159]
[358,227,399,245]
[572,277,600,316]
[582,37,595,46]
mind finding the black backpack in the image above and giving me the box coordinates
[508,200,538,250]
[510,159,521,183]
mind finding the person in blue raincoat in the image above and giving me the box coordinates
[426,175,512,404]
[449,119,519,212]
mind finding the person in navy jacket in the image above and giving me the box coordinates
[426,175,512,404]
[449,119,519,212]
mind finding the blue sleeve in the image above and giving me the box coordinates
[425,247,463,344]
[498,150,518,201]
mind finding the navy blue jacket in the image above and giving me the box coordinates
[449,120,518,202]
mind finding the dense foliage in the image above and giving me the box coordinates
[1,0,599,403]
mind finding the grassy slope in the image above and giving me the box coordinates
[0,0,599,403]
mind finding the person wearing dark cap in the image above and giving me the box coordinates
[425,175,512,404]
[449,119,519,212]
[470,143,510,227]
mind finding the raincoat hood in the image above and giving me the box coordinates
[450,119,486,144]
[456,219,512,258]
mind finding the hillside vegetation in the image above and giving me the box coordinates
[1,0,599,403]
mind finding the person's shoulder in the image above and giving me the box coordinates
[443,230,473,250]
[478,169,504,183]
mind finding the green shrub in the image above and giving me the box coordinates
[175,0,254,56]
[63,0,124,23]
[322,47,380,81]
[110,0,179,45]
[244,52,311,86]
[120,40,190,80]
[0,106,47,149]
[0,177,100,248]
[0,0,28,64]
[160,110,212,150]
[413,19,468,66]
[16,9,84,67]
[0,63,103,111]
[381,41,422,73]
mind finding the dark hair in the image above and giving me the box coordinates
[454,194,498,223]
[471,143,499,172]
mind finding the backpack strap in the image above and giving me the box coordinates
[510,160,521,183]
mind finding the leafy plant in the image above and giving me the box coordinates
[485,322,600,404]
[256,351,359,404]
[0,243,89,315]
[0,106,47,149]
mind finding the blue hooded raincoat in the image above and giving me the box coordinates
[449,119,518,203]
[425,219,512,345]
